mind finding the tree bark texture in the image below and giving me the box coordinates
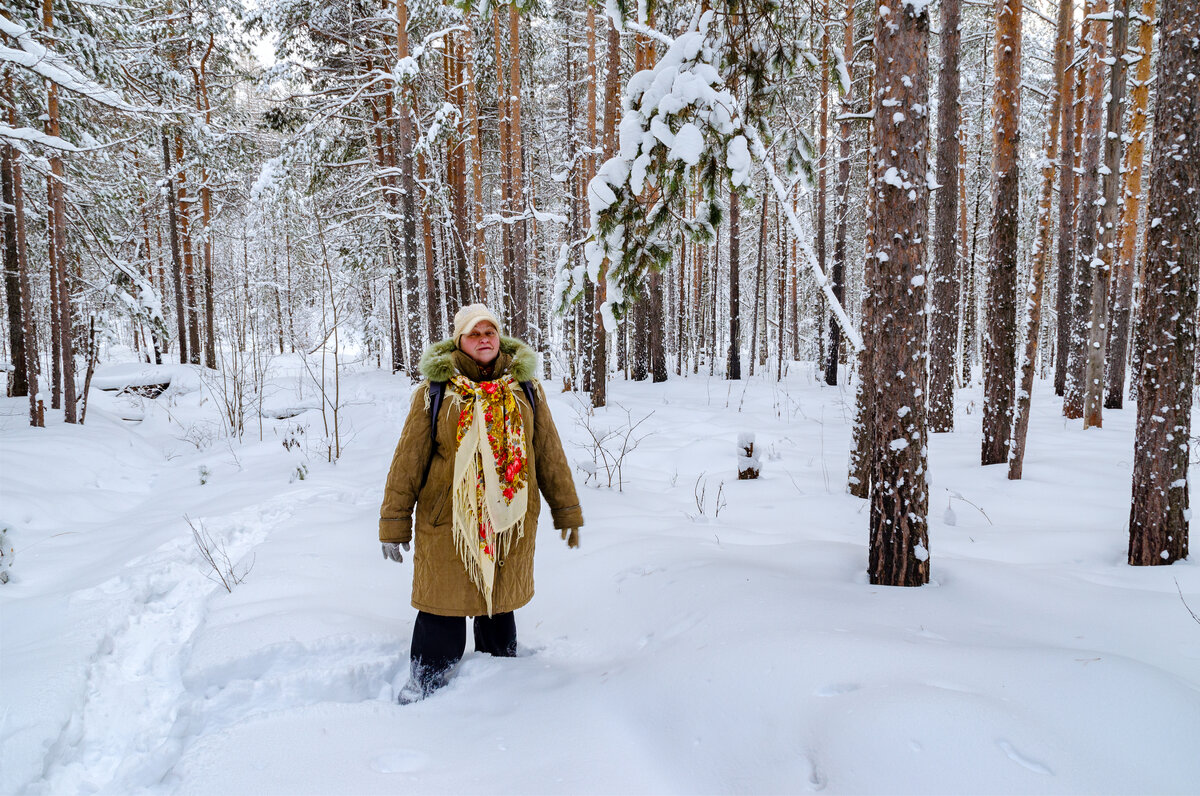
[2,138,28,397]
[827,0,856,389]
[1104,0,1156,409]
[726,192,742,381]
[2,77,40,425]
[1063,0,1110,418]
[590,20,620,408]
[818,0,831,384]
[1127,0,1198,565]
[866,0,931,586]
[1083,0,1129,427]
[174,132,201,365]
[395,0,423,378]
[928,0,963,431]
[1053,17,1081,396]
[981,0,1022,465]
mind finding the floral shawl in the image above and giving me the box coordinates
[447,373,529,615]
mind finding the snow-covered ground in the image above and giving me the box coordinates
[2,352,1197,795]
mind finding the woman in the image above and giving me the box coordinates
[378,304,583,704]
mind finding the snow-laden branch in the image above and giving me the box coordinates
[572,7,861,351]
[0,123,79,152]
[0,15,148,114]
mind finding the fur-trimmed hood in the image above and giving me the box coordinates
[418,336,538,382]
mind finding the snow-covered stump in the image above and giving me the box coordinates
[737,432,760,480]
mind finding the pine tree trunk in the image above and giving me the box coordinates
[866,0,931,586]
[450,34,472,307]
[494,9,514,327]
[48,177,61,408]
[1127,0,1197,565]
[1104,0,1155,409]
[928,0,962,430]
[195,35,217,370]
[1064,1,1109,418]
[1008,0,1075,479]
[1053,17,1081,397]
[849,65,878,501]
[463,8,487,302]
[162,129,188,365]
[1083,0,1129,427]
[2,79,40,424]
[631,292,648,381]
[174,132,201,365]
[981,0,1022,466]
[2,136,28,397]
[651,268,668,382]
[956,123,969,384]
[396,0,423,378]
[817,0,830,383]
[589,20,619,408]
[826,0,853,386]
[508,2,529,340]
[417,148,439,339]
[42,0,74,421]
[727,192,742,381]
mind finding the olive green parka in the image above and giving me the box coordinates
[378,336,583,616]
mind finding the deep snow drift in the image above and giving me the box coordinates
[1,352,1197,795]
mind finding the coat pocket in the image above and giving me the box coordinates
[430,489,450,527]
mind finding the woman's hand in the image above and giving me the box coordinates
[561,528,580,549]
[382,542,411,563]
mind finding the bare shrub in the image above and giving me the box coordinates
[187,516,254,593]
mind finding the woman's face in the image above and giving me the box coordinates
[460,321,500,366]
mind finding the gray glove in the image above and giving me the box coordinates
[561,528,580,549]
[382,542,411,563]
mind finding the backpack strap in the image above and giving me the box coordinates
[428,381,446,450]
[519,381,538,420]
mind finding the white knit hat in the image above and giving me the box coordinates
[452,303,502,344]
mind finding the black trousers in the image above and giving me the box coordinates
[409,610,517,690]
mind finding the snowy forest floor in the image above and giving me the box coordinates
[1,352,1198,795]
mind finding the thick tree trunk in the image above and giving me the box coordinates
[981,0,1022,466]
[1063,1,1110,418]
[1104,0,1156,408]
[1083,0,1130,427]
[928,0,962,430]
[631,293,648,381]
[1008,0,1075,479]
[1128,0,1197,565]
[866,0,931,586]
